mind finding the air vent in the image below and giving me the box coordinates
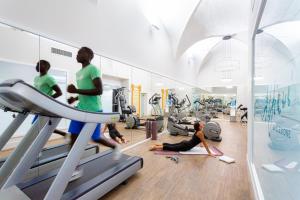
[51,47,72,57]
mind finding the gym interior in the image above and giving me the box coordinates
[0,1,299,200]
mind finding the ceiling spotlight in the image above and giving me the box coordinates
[256,29,264,34]
[222,35,232,40]
[151,24,160,31]
[221,78,232,82]
[254,76,264,80]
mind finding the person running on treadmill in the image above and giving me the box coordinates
[149,122,215,157]
[102,123,128,144]
[33,60,66,137]
[67,47,121,161]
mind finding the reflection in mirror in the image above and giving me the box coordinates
[100,57,135,148]
[38,36,80,157]
[0,23,40,156]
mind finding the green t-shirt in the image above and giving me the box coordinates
[76,64,102,112]
[34,74,57,96]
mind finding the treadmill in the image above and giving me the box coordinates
[0,79,143,200]
[0,143,99,181]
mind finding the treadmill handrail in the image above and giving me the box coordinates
[0,79,119,123]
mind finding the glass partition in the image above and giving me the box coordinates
[252,1,300,199]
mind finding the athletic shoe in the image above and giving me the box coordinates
[113,144,121,160]
[69,169,83,182]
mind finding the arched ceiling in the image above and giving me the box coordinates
[143,0,300,72]
[176,0,249,57]
[260,0,300,28]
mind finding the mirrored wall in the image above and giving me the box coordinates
[0,22,207,154]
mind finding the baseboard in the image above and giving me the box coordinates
[247,155,265,200]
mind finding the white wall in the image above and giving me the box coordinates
[0,0,200,88]
[236,84,248,107]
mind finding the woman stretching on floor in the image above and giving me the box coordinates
[150,122,215,157]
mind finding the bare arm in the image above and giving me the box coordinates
[196,131,212,155]
[67,77,103,96]
[51,85,62,99]
[102,124,108,133]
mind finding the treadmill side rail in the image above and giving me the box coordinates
[0,186,30,200]
[44,123,97,200]
[2,118,61,189]
[0,112,29,151]
[0,117,49,187]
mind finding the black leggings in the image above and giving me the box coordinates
[163,141,193,152]
[109,130,123,140]
[241,111,248,121]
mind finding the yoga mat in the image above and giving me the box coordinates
[180,146,223,156]
[274,158,299,172]
[153,146,223,156]
[154,150,180,155]
[210,146,224,156]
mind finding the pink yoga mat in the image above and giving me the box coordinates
[153,146,223,156]
[154,151,180,155]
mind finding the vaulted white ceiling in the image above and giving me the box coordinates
[144,0,300,73]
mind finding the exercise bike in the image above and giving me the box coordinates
[167,95,222,141]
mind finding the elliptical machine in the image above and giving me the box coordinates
[237,104,248,124]
[193,99,211,123]
[148,93,164,132]
[114,87,145,129]
[168,93,192,125]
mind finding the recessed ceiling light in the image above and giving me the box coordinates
[254,76,264,80]
[221,78,232,82]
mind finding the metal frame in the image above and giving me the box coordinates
[0,116,49,187]
[0,112,28,151]
[0,79,122,200]
[2,117,61,189]
[248,0,267,200]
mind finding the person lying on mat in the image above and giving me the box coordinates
[102,123,128,144]
[149,122,215,157]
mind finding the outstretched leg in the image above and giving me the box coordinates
[149,144,163,151]
[93,138,121,160]
[94,138,116,148]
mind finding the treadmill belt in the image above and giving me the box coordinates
[0,144,98,168]
[19,151,142,200]
[0,144,69,168]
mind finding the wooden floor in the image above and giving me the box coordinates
[101,120,254,200]
[0,120,254,200]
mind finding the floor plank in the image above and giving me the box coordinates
[0,119,254,200]
[101,120,254,200]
